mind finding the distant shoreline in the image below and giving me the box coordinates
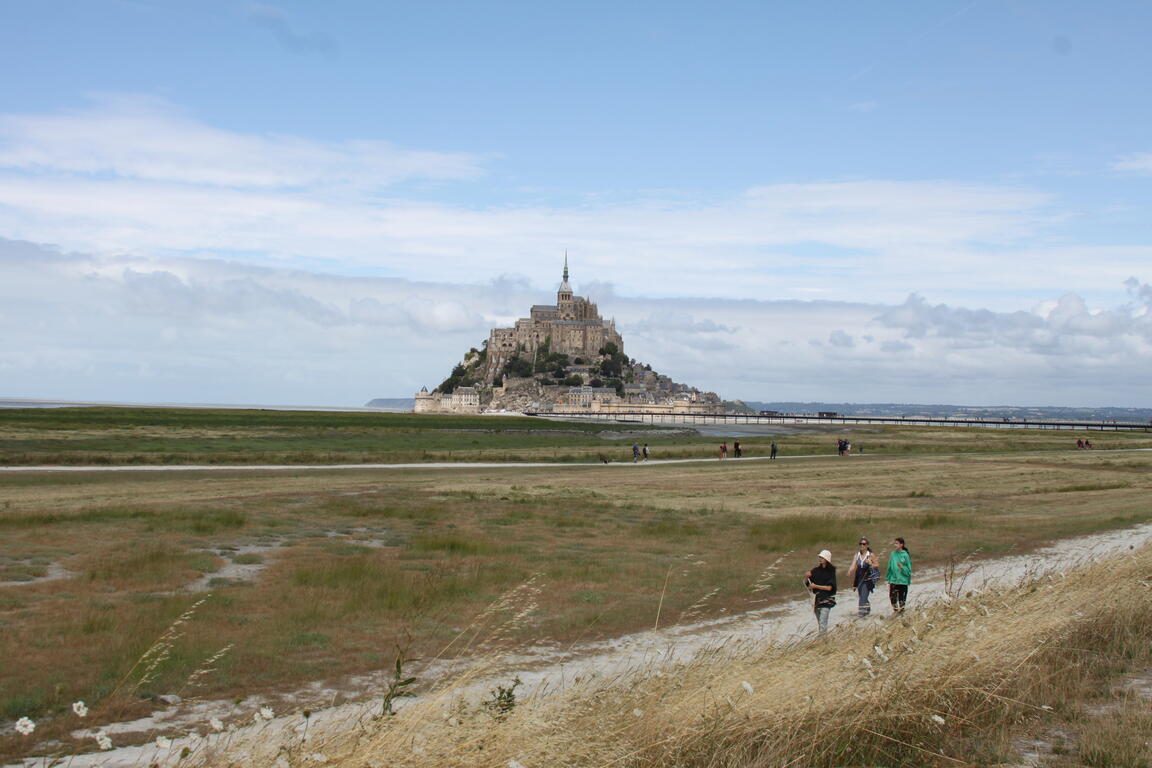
[2,397,1149,422]
[0,398,403,413]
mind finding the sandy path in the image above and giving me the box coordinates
[0,456,813,472]
[2,447,1149,474]
[11,520,1152,768]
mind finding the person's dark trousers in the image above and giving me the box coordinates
[857,579,874,617]
[889,583,908,612]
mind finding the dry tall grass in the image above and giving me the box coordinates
[183,544,1152,768]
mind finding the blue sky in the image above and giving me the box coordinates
[1,1,1150,406]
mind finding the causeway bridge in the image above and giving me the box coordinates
[527,411,1152,432]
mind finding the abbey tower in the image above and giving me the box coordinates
[481,258,623,384]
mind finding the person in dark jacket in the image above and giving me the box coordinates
[804,549,837,634]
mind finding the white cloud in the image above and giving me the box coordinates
[1112,152,1152,173]
[2,239,1150,406]
[0,94,482,189]
[1,96,1125,308]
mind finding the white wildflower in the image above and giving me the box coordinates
[508,760,527,768]
[873,645,889,662]
[227,722,238,732]
[260,706,275,720]
[156,736,172,750]
[72,701,88,717]
[95,731,113,750]
[740,681,754,695]
[14,717,35,735]
[310,753,328,763]
[253,712,263,725]
[275,756,290,768]
[209,717,224,732]
[931,714,946,725]
[632,708,644,717]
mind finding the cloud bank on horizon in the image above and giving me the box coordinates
[3,239,1149,407]
[1,1,1150,406]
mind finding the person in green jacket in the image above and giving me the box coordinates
[886,537,912,613]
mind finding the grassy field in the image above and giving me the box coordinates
[292,542,1152,768]
[2,406,1150,465]
[2,419,1152,762]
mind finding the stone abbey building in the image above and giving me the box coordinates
[414,260,721,415]
[481,258,623,384]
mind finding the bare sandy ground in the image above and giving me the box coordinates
[0,455,816,472]
[11,520,1152,768]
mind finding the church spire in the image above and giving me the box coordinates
[558,252,572,297]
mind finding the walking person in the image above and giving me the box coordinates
[804,550,837,634]
[733,440,742,458]
[719,442,728,459]
[770,441,778,460]
[632,443,640,462]
[886,537,912,613]
[846,537,879,618]
[642,443,649,461]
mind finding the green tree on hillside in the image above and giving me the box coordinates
[503,356,534,379]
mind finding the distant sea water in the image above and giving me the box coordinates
[0,398,412,413]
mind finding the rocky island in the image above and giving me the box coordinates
[415,260,722,415]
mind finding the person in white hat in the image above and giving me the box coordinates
[804,550,837,634]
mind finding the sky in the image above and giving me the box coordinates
[1,0,1150,407]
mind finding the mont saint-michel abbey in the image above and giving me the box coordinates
[481,259,623,384]
[414,260,722,415]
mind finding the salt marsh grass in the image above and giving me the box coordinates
[3,432,1152,764]
[165,544,1152,768]
[3,406,1151,466]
